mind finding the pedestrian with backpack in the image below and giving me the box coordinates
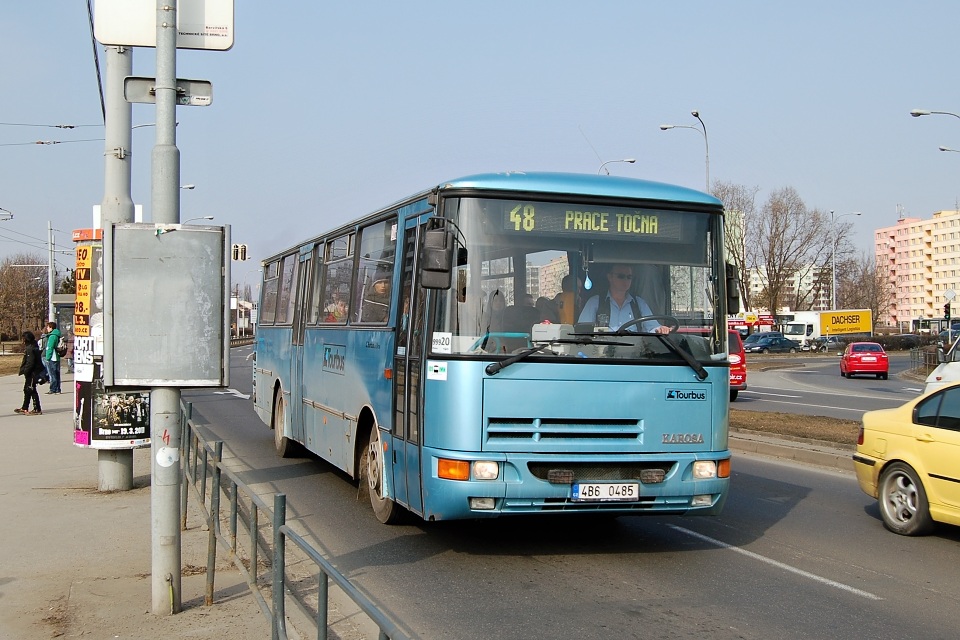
[16,331,44,415]
[42,321,64,394]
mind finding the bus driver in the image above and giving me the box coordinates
[578,264,671,334]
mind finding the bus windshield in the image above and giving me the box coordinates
[431,196,725,362]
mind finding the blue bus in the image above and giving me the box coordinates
[252,172,738,523]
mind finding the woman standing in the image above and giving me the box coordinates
[16,331,44,415]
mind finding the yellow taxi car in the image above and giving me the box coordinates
[853,383,960,535]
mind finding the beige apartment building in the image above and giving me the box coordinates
[876,210,960,331]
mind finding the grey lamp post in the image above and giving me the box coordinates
[831,210,862,309]
[660,110,710,191]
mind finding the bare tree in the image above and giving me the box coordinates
[841,251,892,326]
[753,188,833,314]
[58,269,76,294]
[0,253,48,339]
[712,181,759,310]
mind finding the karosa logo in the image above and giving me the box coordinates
[666,389,706,400]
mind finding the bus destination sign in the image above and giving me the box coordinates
[501,202,683,240]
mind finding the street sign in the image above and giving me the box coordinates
[94,0,234,51]
[124,77,213,106]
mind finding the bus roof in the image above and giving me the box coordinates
[262,172,722,263]
[438,172,722,207]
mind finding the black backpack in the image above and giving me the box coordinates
[55,335,68,357]
[33,348,48,383]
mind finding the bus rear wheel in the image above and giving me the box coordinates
[273,392,296,458]
[362,424,403,524]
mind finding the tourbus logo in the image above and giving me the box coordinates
[322,345,347,375]
[666,389,706,401]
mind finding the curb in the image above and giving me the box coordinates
[730,431,853,471]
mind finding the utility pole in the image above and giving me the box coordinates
[48,222,55,319]
[150,0,183,615]
[99,44,136,492]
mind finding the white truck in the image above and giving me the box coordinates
[780,309,873,350]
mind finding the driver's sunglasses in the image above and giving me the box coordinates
[612,273,633,280]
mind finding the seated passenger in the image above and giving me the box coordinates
[482,289,506,333]
[553,274,579,324]
[535,296,560,324]
[360,278,391,322]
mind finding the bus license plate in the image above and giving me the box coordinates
[572,482,639,502]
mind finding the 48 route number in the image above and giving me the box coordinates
[509,204,536,231]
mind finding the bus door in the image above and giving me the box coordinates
[290,248,312,444]
[391,217,427,515]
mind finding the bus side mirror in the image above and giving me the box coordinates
[421,228,455,289]
[725,263,740,313]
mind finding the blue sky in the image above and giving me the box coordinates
[4,2,960,289]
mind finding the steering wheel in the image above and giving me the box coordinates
[614,315,680,334]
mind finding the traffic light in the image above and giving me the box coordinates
[946,303,952,323]
[231,244,240,261]
[231,243,248,261]
[238,244,247,261]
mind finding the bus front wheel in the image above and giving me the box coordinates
[362,424,403,524]
[273,392,296,458]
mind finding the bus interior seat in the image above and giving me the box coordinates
[501,303,541,350]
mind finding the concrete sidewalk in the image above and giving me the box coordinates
[0,371,271,640]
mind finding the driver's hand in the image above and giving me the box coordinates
[654,325,672,334]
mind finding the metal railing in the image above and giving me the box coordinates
[910,346,940,379]
[179,402,409,640]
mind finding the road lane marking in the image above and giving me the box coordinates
[740,390,802,398]
[213,389,250,400]
[669,525,882,600]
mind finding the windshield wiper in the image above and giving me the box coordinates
[649,333,709,380]
[484,338,631,376]
[483,334,707,380]
[485,343,553,376]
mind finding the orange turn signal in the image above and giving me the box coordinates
[438,458,470,481]
[718,458,731,478]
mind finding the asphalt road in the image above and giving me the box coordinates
[180,346,960,639]
[736,352,923,419]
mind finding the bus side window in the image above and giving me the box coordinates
[321,234,354,323]
[354,218,397,324]
[260,260,281,325]
[307,244,325,325]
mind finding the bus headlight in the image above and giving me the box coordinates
[437,459,500,481]
[692,461,717,479]
[472,461,500,480]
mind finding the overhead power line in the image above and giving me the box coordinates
[0,138,105,147]
[0,122,103,129]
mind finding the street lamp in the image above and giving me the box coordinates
[180,184,196,190]
[183,216,214,223]
[597,158,636,175]
[831,210,862,309]
[910,109,960,121]
[939,146,960,153]
[660,109,710,192]
[0,207,12,221]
